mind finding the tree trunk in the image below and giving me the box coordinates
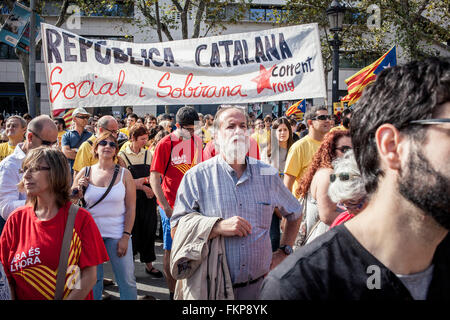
[155,1,163,42]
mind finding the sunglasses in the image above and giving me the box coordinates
[330,172,360,183]
[76,115,90,120]
[29,129,57,146]
[98,140,117,148]
[336,145,352,153]
[19,166,50,174]
[312,115,333,121]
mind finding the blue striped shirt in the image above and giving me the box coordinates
[171,155,302,284]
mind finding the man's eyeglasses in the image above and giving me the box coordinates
[312,115,333,121]
[98,140,117,148]
[409,118,450,125]
[181,126,195,135]
[19,166,51,174]
[29,129,57,146]
[101,126,119,136]
[335,146,352,153]
[330,172,360,183]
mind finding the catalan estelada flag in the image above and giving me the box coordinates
[285,99,306,120]
[52,108,75,128]
[341,46,397,106]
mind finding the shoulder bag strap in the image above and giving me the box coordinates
[88,165,120,210]
[79,166,90,208]
[162,136,173,182]
[54,204,79,300]
[121,152,133,168]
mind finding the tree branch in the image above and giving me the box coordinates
[55,0,70,27]
[192,0,206,38]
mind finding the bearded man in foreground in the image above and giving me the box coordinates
[170,105,302,300]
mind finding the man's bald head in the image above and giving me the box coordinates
[26,115,58,151]
[97,115,119,137]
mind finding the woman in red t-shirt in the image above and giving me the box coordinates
[0,147,108,300]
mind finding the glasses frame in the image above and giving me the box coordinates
[19,166,51,174]
[409,118,450,125]
[181,126,195,135]
[101,126,119,136]
[28,129,57,146]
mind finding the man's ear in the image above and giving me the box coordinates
[375,124,404,171]
[25,131,33,143]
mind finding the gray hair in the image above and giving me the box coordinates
[328,150,367,203]
[213,105,248,133]
[6,115,27,128]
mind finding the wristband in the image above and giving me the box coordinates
[123,231,131,236]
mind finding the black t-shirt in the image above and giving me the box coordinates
[260,224,450,300]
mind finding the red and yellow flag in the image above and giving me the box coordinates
[341,46,397,106]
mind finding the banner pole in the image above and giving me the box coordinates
[29,0,36,117]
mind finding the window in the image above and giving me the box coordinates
[340,51,381,68]
[41,1,134,18]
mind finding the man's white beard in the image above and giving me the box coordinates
[217,132,250,164]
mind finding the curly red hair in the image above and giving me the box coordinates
[296,130,350,198]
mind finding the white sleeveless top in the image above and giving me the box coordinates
[84,167,126,239]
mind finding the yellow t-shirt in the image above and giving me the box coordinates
[0,142,15,162]
[251,130,270,149]
[330,125,348,132]
[284,135,322,197]
[119,127,129,137]
[72,135,96,173]
[57,130,67,149]
[201,127,213,145]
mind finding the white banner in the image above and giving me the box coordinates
[41,23,327,110]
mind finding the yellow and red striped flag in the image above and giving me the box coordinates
[52,108,75,128]
[341,46,396,106]
[285,99,306,120]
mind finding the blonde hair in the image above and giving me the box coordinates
[18,147,71,208]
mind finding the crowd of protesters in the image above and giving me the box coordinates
[0,57,448,301]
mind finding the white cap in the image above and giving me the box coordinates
[72,107,90,117]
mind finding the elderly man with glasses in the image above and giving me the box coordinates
[0,115,58,234]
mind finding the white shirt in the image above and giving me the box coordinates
[0,143,26,221]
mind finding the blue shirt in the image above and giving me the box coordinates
[171,155,302,284]
[61,129,92,171]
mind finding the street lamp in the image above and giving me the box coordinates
[326,0,346,105]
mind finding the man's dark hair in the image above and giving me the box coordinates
[351,57,450,195]
[54,117,66,130]
[128,113,139,121]
[305,105,328,126]
[176,106,199,126]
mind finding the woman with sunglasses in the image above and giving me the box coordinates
[328,150,368,228]
[293,130,352,248]
[0,147,108,300]
[72,131,137,300]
